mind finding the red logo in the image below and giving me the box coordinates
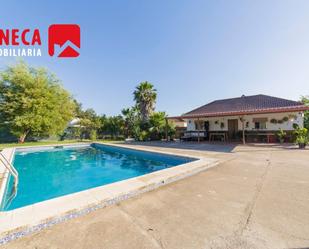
[48,24,80,57]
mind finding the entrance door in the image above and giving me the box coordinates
[228,119,238,140]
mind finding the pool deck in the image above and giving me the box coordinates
[0,143,219,241]
[1,142,309,248]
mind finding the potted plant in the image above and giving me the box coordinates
[276,128,286,144]
[294,127,308,149]
[296,136,308,149]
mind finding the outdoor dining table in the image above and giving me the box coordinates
[245,133,275,143]
[209,132,227,142]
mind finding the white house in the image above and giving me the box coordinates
[169,94,309,143]
[68,118,81,128]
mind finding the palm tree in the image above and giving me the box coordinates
[121,107,138,138]
[133,81,157,123]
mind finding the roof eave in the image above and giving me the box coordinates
[168,106,309,120]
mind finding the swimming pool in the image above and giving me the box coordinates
[1,144,194,211]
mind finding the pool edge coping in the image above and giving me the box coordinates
[0,142,220,244]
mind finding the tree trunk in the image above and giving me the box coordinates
[19,131,29,143]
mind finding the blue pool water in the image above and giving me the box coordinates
[1,144,194,211]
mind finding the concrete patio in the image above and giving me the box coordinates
[2,142,309,249]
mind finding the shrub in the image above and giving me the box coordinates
[138,130,149,141]
[294,127,308,148]
[276,128,286,143]
[296,135,308,145]
[90,130,97,140]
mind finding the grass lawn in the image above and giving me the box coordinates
[0,139,123,151]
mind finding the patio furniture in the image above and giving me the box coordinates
[181,131,206,141]
[245,132,275,143]
[209,132,227,142]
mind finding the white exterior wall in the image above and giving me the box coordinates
[187,120,196,131]
[185,112,304,131]
[171,121,187,128]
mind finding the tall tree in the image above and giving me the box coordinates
[133,81,157,123]
[104,115,124,139]
[149,112,175,140]
[0,62,76,143]
[78,108,101,140]
[121,106,139,138]
[301,95,309,129]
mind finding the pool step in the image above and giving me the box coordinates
[0,152,19,210]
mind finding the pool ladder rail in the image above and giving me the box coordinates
[0,152,19,208]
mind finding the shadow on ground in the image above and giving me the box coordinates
[125,141,307,154]
[125,141,238,153]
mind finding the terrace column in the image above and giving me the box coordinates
[241,116,246,145]
[197,117,200,143]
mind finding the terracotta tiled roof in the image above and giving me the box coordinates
[179,94,308,118]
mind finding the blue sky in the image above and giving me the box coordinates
[1,0,309,116]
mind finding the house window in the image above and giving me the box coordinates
[253,117,267,130]
[254,122,266,129]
